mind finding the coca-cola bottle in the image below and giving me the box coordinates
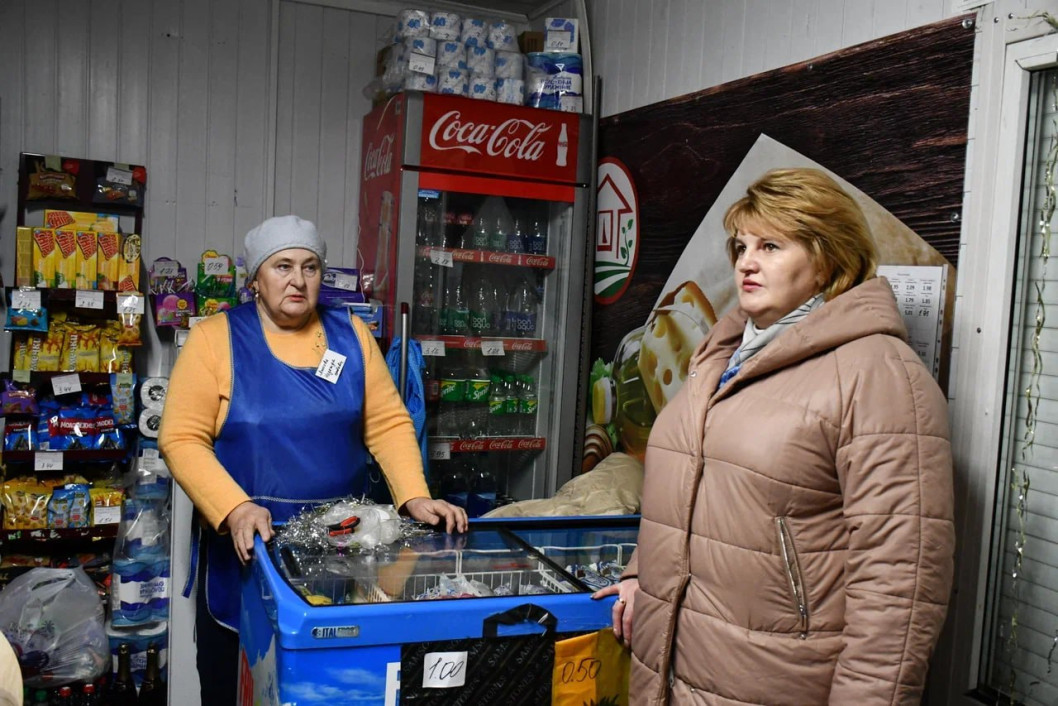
[422,359,441,436]
[505,275,538,337]
[455,212,475,249]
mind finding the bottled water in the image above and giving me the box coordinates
[441,269,469,335]
[470,216,490,250]
[527,215,547,255]
[489,211,509,252]
[508,213,527,253]
[467,267,499,337]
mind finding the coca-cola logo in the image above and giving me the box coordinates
[517,438,546,450]
[485,252,515,265]
[509,341,534,351]
[492,439,515,450]
[525,256,550,268]
[459,440,487,452]
[428,110,552,162]
[363,134,394,181]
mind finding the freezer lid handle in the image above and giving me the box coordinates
[482,603,557,638]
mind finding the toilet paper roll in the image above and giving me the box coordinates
[404,36,437,57]
[439,68,469,95]
[496,78,525,105]
[404,70,438,92]
[138,409,162,439]
[461,18,487,47]
[429,11,462,41]
[468,75,497,101]
[494,50,524,79]
[466,45,495,76]
[396,9,430,39]
[140,377,169,409]
[487,21,517,51]
[437,41,466,68]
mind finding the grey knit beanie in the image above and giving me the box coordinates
[244,215,327,280]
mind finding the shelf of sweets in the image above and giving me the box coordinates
[429,437,547,454]
[2,449,129,464]
[417,246,555,271]
[415,335,548,353]
[0,524,119,544]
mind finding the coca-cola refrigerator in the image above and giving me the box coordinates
[358,91,594,509]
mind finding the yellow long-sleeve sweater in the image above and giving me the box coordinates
[158,309,430,531]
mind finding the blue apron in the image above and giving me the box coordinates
[205,304,367,630]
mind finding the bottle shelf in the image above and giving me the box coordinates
[415,335,548,353]
[0,525,119,544]
[417,246,555,271]
[430,437,546,453]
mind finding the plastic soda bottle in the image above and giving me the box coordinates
[464,355,491,438]
[519,374,538,436]
[506,275,538,337]
[487,373,507,436]
[503,374,520,435]
[438,364,467,436]
[441,269,469,335]
[467,461,498,518]
[467,268,499,337]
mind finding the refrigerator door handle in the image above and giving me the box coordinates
[482,602,557,638]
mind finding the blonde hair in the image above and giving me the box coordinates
[722,168,877,300]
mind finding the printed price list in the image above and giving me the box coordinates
[877,265,946,377]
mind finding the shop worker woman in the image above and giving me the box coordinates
[595,169,955,705]
[160,215,467,704]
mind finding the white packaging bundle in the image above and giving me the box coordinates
[439,68,469,95]
[404,36,437,57]
[404,70,438,92]
[487,20,517,50]
[467,45,495,76]
[494,50,524,79]
[469,74,497,101]
[396,9,430,39]
[544,17,580,52]
[461,17,487,47]
[437,40,466,68]
[429,11,461,41]
[526,52,583,111]
[496,78,525,105]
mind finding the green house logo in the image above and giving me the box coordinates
[595,158,639,305]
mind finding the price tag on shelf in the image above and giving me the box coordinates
[13,369,31,383]
[428,442,451,461]
[203,257,229,276]
[11,289,41,311]
[408,52,436,77]
[117,293,145,315]
[153,261,180,277]
[75,290,105,310]
[422,651,468,688]
[429,249,454,268]
[51,374,82,397]
[105,166,133,186]
[330,273,359,291]
[141,448,160,460]
[34,452,64,472]
[139,456,160,473]
[480,340,505,357]
[188,316,206,328]
[421,340,446,357]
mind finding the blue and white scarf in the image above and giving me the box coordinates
[717,293,825,389]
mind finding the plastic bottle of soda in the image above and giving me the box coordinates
[467,267,499,337]
[438,363,467,437]
[467,461,498,518]
[507,212,527,254]
[519,374,538,436]
[422,358,440,436]
[527,215,548,255]
[506,275,538,337]
[489,211,509,252]
[464,354,491,438]
[441,269,469,335]
[416,195,441,247]
[503,374,520,435]
[469,215,490,250]
[412,262,440,334]
[487,372,507,437]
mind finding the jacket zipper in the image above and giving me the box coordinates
[775,516,810,639]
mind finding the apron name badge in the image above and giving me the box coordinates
[315,349,347,383]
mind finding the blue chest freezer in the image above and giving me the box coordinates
[238,516,638,706]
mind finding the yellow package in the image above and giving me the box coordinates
[43,209,119,232]
[118,233,141,291]
[60,323,97,372]
[53,228,79,289]
[115,312,142,347]
[16,227,34,287]
[32,228,57,288]
[96,231,122,290]
[100,326,133,373]
[89,486,124,526]
[75,231,98,290]
[1,477,49,530]
[12,334,29,371]
[38,326,65,372]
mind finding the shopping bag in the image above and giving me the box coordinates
[552,628,630,706]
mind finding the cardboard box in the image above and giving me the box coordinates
[76,231,99,290]
[519,31,544,54]
[31,228,57,288]
[43,209,119,232]
[16,227,34,287]
[544,18,579,52]
[53,228,79,289]
[97,232,122,290]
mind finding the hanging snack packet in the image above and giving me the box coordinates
[93,164,146,207]
[26,156,78,200]
[4,306,47,333]
[118,234,142,292]
[2,379,39,416]
[100,326,133,373]
[4,421,35,452]
[110,373,136,425]
[48,484,91,529]
[95,412,125,451]
[75,231,98,290]
[96,232,122,290]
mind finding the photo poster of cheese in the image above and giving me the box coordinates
[585,134,955,470]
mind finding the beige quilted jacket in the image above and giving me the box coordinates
[624,277,955,705]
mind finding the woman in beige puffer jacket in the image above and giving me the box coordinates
[596,168,955,705]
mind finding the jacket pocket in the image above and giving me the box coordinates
[775,516,810,639]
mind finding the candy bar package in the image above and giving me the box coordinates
[25,155,78,200]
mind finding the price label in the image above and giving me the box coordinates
[11,289,41,310]
[106,166,133,185]
[139,457,160,473]
[51,374,82,397]
[428,443,451,461]
[117,293,145,314]
[141,448,160,460]
[429,249,454,268]
[480,340,505,356]
[421,340,446,357]
[75,290,105,310]
[12,369,31,383]
[174,329,190,348]
[409,52,436,76]
[330,273,359,292]
[153,261,180,277]
[34,452,64,472]
[188,316,206,328]
[423,651,467,688]
[95,506,120,525]
[203,257,229,275]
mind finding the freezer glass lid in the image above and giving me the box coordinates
[272,528,581,606]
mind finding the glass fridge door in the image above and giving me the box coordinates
[407,186,582,516]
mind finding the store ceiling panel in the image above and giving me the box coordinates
[291,0,566,22]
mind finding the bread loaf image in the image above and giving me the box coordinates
[638,280,717,414]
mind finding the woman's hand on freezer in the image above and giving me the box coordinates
[224,501,274,564]
[403,497,468,534]
[592,578,639,646]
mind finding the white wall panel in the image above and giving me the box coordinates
[233,0,273,244]
[205,0,240,256]
[174,0,210,257]
[118,1,152,164]
[88,0,121,160]
[57,0,89,158]
[146,1,182,255]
